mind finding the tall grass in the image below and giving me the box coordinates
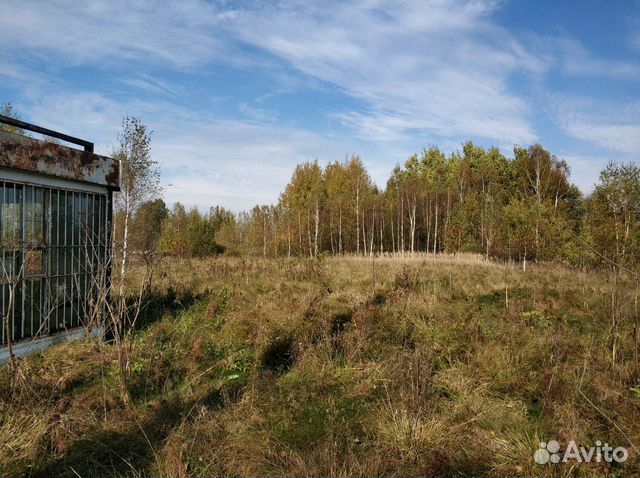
[1,255,639,477]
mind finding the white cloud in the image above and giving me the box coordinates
[551,95,640,155]
[152,118,365,211]
[2,0,542,146]
[0,0,232,69]
[3,1,554,193]
[116,75,187,99]
[3,0,638,206]
[557,38,640,79]
[25,92,135,150]
[563,122,640,155]
[19,89,363,211]
[561,155,617,193]
[223,0,541,145]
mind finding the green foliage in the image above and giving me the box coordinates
[2,256,640,476]
[131,198,168,251]
[520,310,554,328]
[114,135,639,271]
[213,141,610,267]
[587,162,640,268]
[159,202,226,257]
[114,117,161,215]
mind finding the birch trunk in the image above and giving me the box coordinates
[433,195,438,254]
[314,199,319,257]
[356,185,360,254]
[338,209,343,254]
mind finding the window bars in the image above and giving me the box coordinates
[0,180,109,345]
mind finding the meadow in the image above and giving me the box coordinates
[1,254,639,477]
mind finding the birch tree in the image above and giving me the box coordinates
[111,117,161,404]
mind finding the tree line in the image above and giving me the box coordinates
[4,102,636,270]
[2,102,637,270]
[130,142,638,270]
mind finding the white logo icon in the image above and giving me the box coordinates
[534,439,628,464]
[534,440,561,464]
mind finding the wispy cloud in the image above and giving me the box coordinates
[550,95,640,155]
[19,89,362,210]
[563,122,640,155]
[0,0,231,69]
[561,155,616,192]
[2,0,638,208]
[116,74,187,99]
[557,37,640,79]
[223,0,542,145]
[237,103,279,124]
[153,118,363,211]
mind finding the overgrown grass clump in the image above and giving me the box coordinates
[1,255,639,477]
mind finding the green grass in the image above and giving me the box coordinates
[1,254,639,477]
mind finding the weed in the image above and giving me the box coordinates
[1,255,640,477]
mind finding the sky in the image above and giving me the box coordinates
[1,0,639,211]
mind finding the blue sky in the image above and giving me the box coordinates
[1,0,639,211]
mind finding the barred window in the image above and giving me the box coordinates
[0,181,109,345]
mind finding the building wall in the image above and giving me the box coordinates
[0,129,118,351]
[0,175,112,346]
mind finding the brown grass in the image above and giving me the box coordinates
[1,255,639,477]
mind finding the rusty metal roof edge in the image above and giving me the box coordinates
[0,130,120,190]
[0,129,107,158]
[0,114,95,152]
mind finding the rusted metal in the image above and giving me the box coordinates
[0,118,117,352]
[0,131,120,190]
[0,114,94,152]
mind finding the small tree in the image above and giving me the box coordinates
[132,198,168,253]
[110,117,161,405]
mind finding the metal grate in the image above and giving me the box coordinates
[0,180,109,345]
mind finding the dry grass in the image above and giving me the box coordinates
[1,255,640,477]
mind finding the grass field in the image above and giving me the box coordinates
[1,254,640,477]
